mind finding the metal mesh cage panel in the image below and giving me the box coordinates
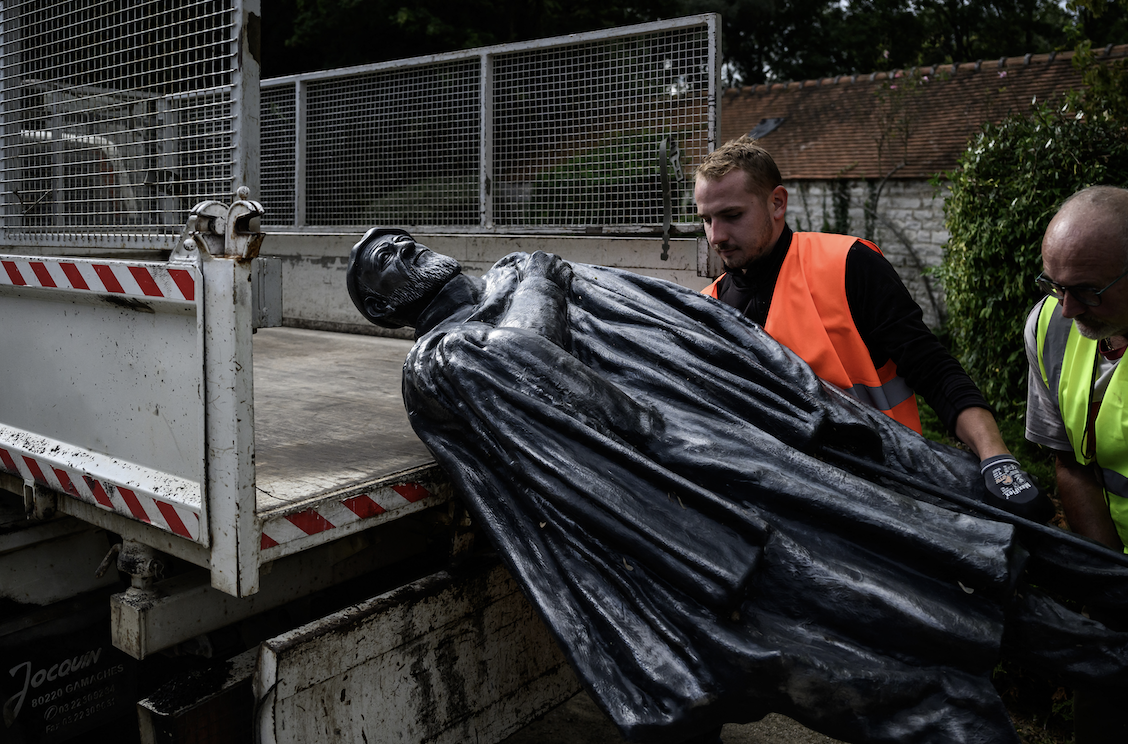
[303,60,480,227]
[0,0,239,245]
[492,26,710,228]
[261,82,296,225]
[260,15,717,233]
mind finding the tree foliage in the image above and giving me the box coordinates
[937,0,1128,419]
[260,0,1109,82]
[261,0,679,77]
[679,0,851,85]
[937,102,1128,418]
[826,0,1075,83]
[1067,0,1128,125]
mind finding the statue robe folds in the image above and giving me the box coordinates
[400,251,1128,744]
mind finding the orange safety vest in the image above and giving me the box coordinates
[704,232,922,433]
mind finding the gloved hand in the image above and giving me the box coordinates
[980,454,1055,523]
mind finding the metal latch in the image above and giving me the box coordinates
[174,186,266,262]
[171,187,281,328]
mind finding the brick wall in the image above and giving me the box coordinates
[785,179,950,329]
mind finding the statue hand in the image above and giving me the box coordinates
[495,251,572,346]
[524,250,573,288]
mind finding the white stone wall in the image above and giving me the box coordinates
[785,179,951,329]
[264,233,707,338]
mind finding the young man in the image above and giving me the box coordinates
[695,135,1048,520]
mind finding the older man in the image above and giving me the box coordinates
[695,136,1050,521]
[1027,186,1128,553]
[1025,185,1128,743]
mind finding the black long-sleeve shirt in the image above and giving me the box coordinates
[711,226,988,432]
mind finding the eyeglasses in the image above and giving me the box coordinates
[1035,266,1128,307]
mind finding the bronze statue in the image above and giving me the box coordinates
[348,228,1128,744]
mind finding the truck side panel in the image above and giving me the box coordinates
[0,258,206,541]
[256,558,580,744]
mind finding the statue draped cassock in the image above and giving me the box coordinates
[397,251,1127,744]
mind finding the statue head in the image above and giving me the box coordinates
[347,228,463,329]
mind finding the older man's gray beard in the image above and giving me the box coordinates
[1073,314,1128,341]
[385,253,463,311]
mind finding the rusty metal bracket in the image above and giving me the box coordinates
[117,539,166,590]
[22,479,56,521]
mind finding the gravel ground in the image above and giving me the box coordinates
[501,691,845,744]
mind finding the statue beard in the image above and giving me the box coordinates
[383,252,463,322]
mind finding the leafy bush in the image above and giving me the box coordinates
[937,100,1128,419]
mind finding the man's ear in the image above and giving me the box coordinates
[769,185,788,221]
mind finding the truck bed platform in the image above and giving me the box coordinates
[252,327,446,561]
[0,250,451,599]
[254,327,431,506]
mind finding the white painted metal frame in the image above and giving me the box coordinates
[0,200,455,609]
[295,80,307,229]
[197,239,258,596]
[479,53,494,228]
[232,0,261,200]
[0,195,258,599]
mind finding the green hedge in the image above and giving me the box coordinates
[937,101,1128,419]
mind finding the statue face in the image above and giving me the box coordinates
[355,233,427,299]
[348,230,461,328]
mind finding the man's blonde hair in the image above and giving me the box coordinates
[695,135,782,198]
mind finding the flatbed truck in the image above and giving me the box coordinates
[0,197,582,742]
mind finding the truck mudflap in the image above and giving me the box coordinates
[1,588,138,744]
[254,556,579,744]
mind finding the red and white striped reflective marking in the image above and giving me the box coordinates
[259,483,434,550]
[0,257,195,301]
[0,444,201,541]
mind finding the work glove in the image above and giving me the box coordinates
[980,454,1055,523]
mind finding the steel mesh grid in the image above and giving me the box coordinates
[260,83,296,226]
[290,59,480,228]
[0,0,238,244]
[259,16,716,232]
[492,26,710,228]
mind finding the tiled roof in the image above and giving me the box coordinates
[720,45,1128,181]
